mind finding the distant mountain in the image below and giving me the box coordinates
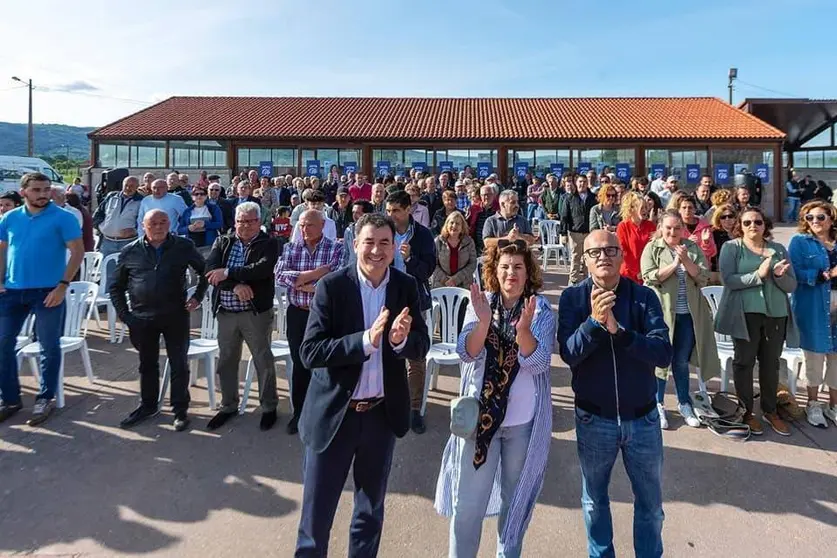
[0,122,94,160]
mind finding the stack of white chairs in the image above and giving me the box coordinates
[79,252,103,283]
[421,287,470,416]
[17,281,97,408]
[240,288,293,414]
[158,286,219,410]
[87,253,126,343]
[538,220,568,271]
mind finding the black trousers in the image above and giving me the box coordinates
[286,304,311,420]
[128,311,191,413]
[732,313,786,415]
[295,405,396,557]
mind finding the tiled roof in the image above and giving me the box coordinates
[89,96,785,142]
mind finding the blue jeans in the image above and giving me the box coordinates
[657,313,695,406]
[0,288,66,404]
[450,421,533,558]
[575,407,664,558]
[786,197,801,223]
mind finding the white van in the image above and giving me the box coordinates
[0,167,23,194]
[0,156,67,186]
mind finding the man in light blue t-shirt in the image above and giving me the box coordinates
[0,172,84,426]
[136,178,187,233]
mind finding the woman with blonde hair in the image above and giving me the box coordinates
[436,240,554,557]
[704,188,732,222]
[616,190,656,283]
[789,200,837,427]
[431,211,478,288]
[589,183,621,232]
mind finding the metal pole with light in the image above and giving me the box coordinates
[11,76,34,156]
[728,68,738,105]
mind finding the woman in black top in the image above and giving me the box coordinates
[709,203,736,275]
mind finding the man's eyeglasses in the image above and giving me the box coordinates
[497,239,527,250]
[741,219,764,227]
[583,246,621,259]
[805,213,828,222]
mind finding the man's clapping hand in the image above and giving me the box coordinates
[388,307,412,346]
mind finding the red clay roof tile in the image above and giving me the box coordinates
[89,96,785,141]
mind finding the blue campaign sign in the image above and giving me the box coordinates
[477,162,492,179]
[439,161,454,173]
[550,163,565,177]
[412,161,427,173]
[615,163,631,181]
[306,160,320,177]
[754,163,770,182]
[714,164,731,185]
[685,164,701,184]
[376,161,391,177]
[258,161,273,177]
[651,164,666,180]
[577,162,592,175]
[343,161,357,174]
[514,162,529,178]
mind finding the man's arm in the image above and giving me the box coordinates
[611,289,672,368]
[404,232,435,284]
[188,243,209,302]
[109,252,132,321]
[228,238,280,283]
[388,275,430,361]
[91,193,109,229]
[557,289,609,367]
[0,241,7,292]
[299,278,369,369]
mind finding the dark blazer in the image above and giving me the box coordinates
[299,265,431,453]
[405,217,436,311]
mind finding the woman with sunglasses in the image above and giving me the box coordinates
[641,210,720,429]
[788,201,837,428]
[178,186,223,255]
[715,207,798,436]
[435,240,555,557]
[709,203,737,281]
[616,191,656,284]
[589,184,621,232]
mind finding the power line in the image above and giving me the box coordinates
[735,79,805,99]
[48,89,153,106]
[0,84,28,93]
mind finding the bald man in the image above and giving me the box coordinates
[111,208,208,432]
[275,208,344,435]
[557,229,671,557]
[136,179,187,233]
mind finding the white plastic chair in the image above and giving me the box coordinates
[701,286,735,391]
[15,314,35,353]
[87,253,126,342]
[240,288,293,414]
[421,287,470,416]
[18,281,97,408]
[79,251,103,283]
[159,286,219,410]
[538,220,568,271]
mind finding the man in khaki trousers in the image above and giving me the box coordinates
[560,174,597,285]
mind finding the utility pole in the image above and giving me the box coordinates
[11,76,34,156]
[728,68,738,105]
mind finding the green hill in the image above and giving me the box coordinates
[0,122,93,161]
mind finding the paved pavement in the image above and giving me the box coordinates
[1,224,836,557]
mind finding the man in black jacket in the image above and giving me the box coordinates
[386,190,436,434]
[204,202,281,431]
[560,174,598,285]
[110,209,208,432]
[295,213,429,557]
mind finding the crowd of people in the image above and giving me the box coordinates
[1,163,837,557]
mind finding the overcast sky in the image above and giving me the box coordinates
[1,0,834,128]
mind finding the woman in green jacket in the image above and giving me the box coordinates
[641,210,721,429]
[715,207,798,436]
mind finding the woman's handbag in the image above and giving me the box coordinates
[449,396,479,438]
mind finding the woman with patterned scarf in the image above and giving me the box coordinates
[434,240,556,557]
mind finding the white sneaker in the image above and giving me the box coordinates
[657,403,669,430]
[679,403,702,428]
[820,404,837,427]
[806,402,828,428]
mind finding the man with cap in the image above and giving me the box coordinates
[331,187,353,239]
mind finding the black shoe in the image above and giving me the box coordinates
[411,410,426,435]
[207,410,237,431]
[27,398,55,427]
[120,405,159,429]
[285,416,299,435]
[173,413,190,432]
[260,410,277,431]
[0,402,23,423]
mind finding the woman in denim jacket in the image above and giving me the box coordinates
[788,200,837,428]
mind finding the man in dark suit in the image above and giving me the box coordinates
[295,213,430,557]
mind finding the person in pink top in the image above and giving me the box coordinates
[349,173,372,202]
[528,175,546,220]
[670,191,716,264]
